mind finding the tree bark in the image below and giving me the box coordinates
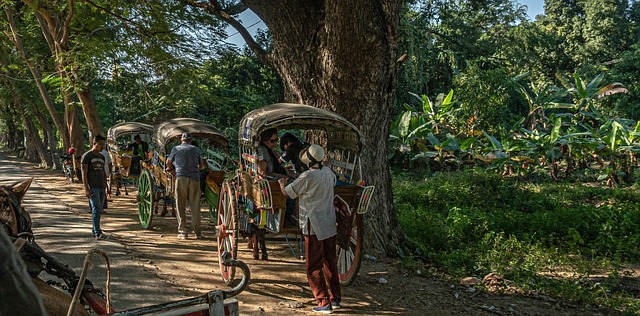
[31,9,85,156]
[75,83,103,137]
[25,0,104,139]
[0,104,18,149]
[24,111,51,166]
[3,4,71,151]
[235,0,404,256]
[32,104,60,169]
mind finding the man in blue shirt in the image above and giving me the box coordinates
[166,132,205,240]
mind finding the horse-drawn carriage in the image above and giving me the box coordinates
[107,122,153,195]
[137,118,228,229]
[1,178,250,316]
[216,103,374,285]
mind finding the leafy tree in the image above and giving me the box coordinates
[181,0,405,256]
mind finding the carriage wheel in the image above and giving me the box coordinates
[137,169,154,229]
[337,213,364,286]
[217,182,238,285]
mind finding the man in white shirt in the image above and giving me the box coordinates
[278,144,341,314]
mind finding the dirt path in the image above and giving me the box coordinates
[0,150,622,315]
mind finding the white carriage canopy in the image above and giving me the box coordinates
[154,118,229,151]
[238,103,362,150]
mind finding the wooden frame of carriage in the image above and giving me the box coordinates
[106,122,153,196]
[215,103,375,286]
[137,118,229,229]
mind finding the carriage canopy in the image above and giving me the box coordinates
[107,122,153,150]
[238,103,362,150]
[154,118,229,150]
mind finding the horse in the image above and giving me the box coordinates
[0,178,93,316]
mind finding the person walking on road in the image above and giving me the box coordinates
[165,132,205,240]
[81,135,108,240]
[278,144,341,314]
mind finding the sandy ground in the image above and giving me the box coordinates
[0,150,624,315]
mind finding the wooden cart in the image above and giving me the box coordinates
[137,118,228,229]
[106,122,153,195]
[216,103,374,286]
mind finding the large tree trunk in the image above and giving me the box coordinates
[64,92,85,171]
[3,4,71,151]
[75,84,103,137]
[241,0,404,256]
[32,104,60,169]
[0,104,18,149]
[23,112,51,167]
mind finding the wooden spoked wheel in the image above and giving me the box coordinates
[137,169,154,229]
[337,213,364,286]
[217,182,238,285]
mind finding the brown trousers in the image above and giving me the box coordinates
[305,234,341,307]
[174,176,201,234]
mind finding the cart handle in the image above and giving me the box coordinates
[221,251,251,298]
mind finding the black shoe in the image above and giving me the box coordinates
[95,234,108,240]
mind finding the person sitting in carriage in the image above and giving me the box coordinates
[279,132,310,177]
[126,134,149,175]
[256,128,288,180]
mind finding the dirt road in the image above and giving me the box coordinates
[0,150,620,315]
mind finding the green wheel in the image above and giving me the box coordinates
[137,169,154,229]
[217,182,238,285]
[336,213,364,286]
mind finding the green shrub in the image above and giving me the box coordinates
[394,169,640,312]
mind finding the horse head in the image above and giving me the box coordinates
[0,178,34,239]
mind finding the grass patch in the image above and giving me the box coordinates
[393,169,640,314]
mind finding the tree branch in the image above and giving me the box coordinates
[81,0,146,36]
[62,0,73,45]
[183,0,273,69]
[34,13,55,54]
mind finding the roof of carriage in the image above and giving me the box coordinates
[107,122,153,144]
[238,103,362,150]
[154,118,228,149]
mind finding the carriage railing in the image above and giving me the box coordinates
[205,148,226,171]
[327,149,363,185]
[239,144,258,174]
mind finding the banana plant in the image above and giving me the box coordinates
[512,72,570,130]
[409,89,458,135]
[557,72,629,113]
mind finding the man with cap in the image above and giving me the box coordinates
[81,135,109,240]
[278,144,341,314]
[166,132,205,240]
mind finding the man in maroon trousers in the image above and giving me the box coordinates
[278,144,341,314]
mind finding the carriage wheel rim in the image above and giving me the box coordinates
[336,214,363,285]
[137,170,153,229]
[217,182,237,284]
